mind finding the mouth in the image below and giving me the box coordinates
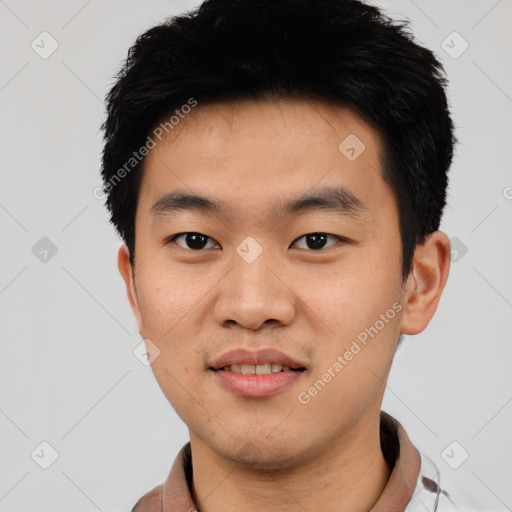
[209,347,308,373]
[208,350,308,398]
[211,363,306,374]
[208,348,308,397]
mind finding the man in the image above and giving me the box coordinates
[100,0,457,510]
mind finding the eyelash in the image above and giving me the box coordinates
[166,232,345,251]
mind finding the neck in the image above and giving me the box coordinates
[189,410,391,512]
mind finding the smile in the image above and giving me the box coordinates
[215,363,305,374]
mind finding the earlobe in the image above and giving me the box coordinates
[117,245,144,334]
[399,231,451,335]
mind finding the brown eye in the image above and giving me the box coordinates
[291,233,341,250]
[170,232,220,250]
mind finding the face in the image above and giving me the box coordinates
[120,98,416,469]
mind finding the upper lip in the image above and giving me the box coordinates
[209,348,307,370]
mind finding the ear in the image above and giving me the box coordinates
[400,231,451,335]
[118,244,143,335]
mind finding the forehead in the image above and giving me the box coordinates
[149,98,382,159]
[139,98,393,221]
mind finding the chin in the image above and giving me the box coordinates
[217,437,308,471]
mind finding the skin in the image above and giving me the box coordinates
[118,98,451,512]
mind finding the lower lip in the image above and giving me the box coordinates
[211,369,305,398]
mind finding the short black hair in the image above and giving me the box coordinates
[100,0,456,280]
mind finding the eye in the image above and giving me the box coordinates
[167,232,344,251]
[291,232,342,250]
[169,232,220,250]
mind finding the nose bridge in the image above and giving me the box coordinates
[213,241,296,330]
[233,246,278,295]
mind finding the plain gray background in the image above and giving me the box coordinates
[1,0,511,510]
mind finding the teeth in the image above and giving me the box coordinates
[241,364,254,375]
[221,363,288,374]
[255,363,272,375]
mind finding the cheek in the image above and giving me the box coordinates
[135,263,206,332]
[292,258,401,338]
[134,282,200,393]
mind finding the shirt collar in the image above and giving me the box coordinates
[138,411,443,511]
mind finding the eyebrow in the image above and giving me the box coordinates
[149,185,366,222]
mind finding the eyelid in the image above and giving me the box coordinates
[290,233,344,250]
[165,232,347,251]
[167,232,221,249]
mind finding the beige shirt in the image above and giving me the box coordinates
[131,411,457,512]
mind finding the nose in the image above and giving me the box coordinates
[213,249,296,331]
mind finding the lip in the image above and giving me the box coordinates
[209,348,307,370]
[212,369,305,398]
[208,347,307,399]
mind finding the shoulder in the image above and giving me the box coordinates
[130,484,163,512]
